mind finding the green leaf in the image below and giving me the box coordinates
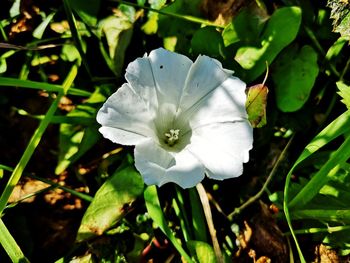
[144,186,193,262]
[246,83,268,128]
[337,81,350,110]
[76,163,144,242]
[187,241,216,263]
[70,0,100,26]
[141,0,167,34]
[33,12,56,39]
[0,77,91,97]
[157,0,202,52]
[98,15,133,77]
[60,44,81,62]
[272,45,319,112]
[0,219,30,263]
[222,6,267,47]
[191,27,225,58]
[235,6,301,82]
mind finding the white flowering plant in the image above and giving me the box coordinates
[96,48,253,188]
[2,1,350,262]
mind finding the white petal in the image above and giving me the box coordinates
[188,121,253,180]
[178,55,248,128]
[134,139,205,188]
[148,48,193,107]
[96,83,156,145]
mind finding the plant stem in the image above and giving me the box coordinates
[113,0,225,29]
[196,183,224,263]
[228,135,294,220]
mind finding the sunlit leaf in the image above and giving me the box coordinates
[98,14,133,77]
[272,45,319,112]
[76,162,144,242]
[246,83,268,128]
[327,0,350,41]
[141,0,167,34]
[222,6,268,47]
[33,12,56,39]
[337,81,350,110]
[187,241,216,263]
[235,6,301,82]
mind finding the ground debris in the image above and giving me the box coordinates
[235,201,288,262]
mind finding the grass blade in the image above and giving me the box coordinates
[0,64,78,215]
[283,110,350,262]
[0,77,91,96]
[0,219,30,263]
[144,185,193,262]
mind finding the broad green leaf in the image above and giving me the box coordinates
[70,0,100,26]
[272,45,319,112]
[187,241,216,263]
[222,6,268,47]
[98,15,133,77]
[235,6,301,82]
[76,164,144,242]
[337,81,350,110]
[191,27,225,58]
[246,83,268,128]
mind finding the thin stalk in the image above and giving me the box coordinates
[196,183,224,263]
[0,164,93,203]
[228,135,294,220]
[62,0,92,77]
[0,63,78,216]
[113,0,225,29]
[0,94,62,216]
[6,185,56,209]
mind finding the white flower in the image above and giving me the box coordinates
[97,48,253,188]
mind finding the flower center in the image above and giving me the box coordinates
[164,129,180,146]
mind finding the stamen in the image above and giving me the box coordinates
[164,129,180,146]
